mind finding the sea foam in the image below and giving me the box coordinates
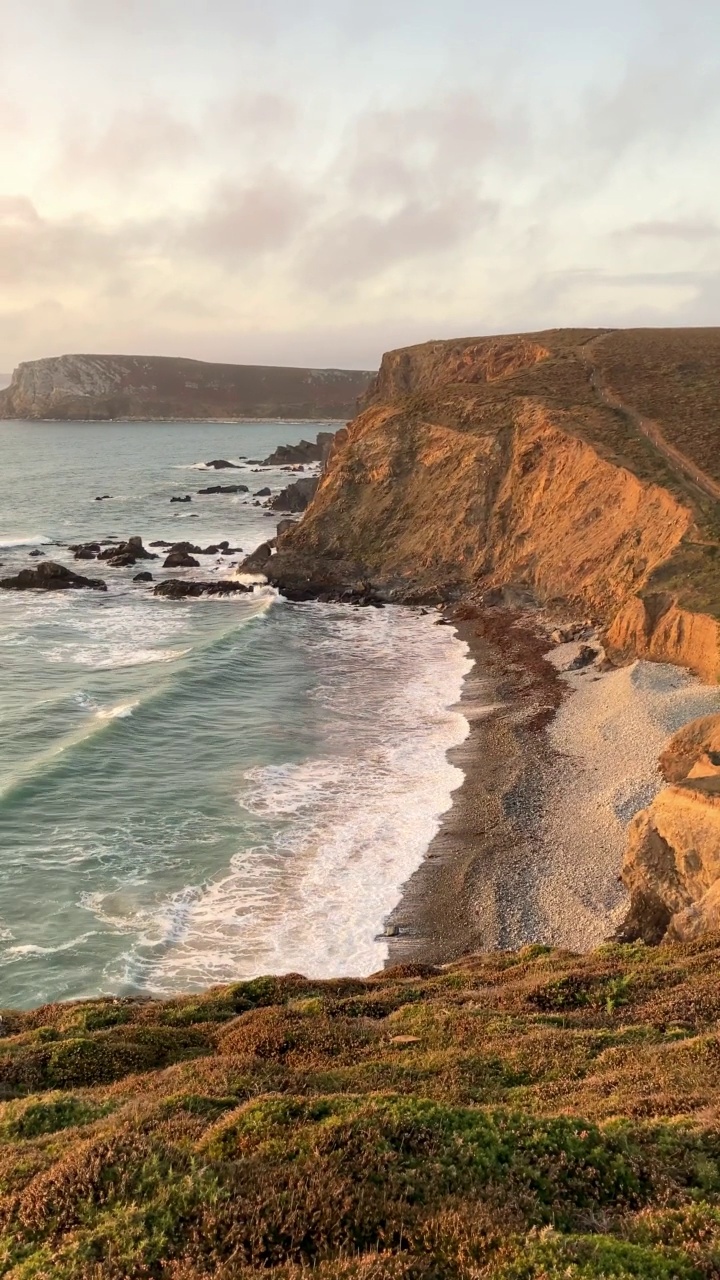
[137,608,473,991]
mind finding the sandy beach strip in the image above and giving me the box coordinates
[388,608,720,967]
[537,645,720,951]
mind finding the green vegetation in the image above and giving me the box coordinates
[3,941,720,1274]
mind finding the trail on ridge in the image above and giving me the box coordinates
[581,332,720,504]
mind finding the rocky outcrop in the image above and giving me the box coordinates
[619,713,720,943]
[0,356,374,422]
[96,537,158,568]
[163,550,200,568]
[263,431,337,466]
[198,484,249,495]
[154,579,253,599]
[0,562,107,591]
[273,329,720,678]
[270,477,319,514]
[606,599,720,684]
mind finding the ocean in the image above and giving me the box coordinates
[0,419,471,1009]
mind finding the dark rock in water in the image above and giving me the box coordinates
[70,541,102,561]
[205,459,238,470]
[95,494,111,501]
[270,476,318,513]
[265,551,384,605]
[163,550,200,568]
[168,541,202,554]
[28,549,45,558]
[263,431,337,466]
[255,487,271,497]
[197,484,249,495]
[149,540,173,548]
[98,536,158,568]
[154,578,253,599]
[133,571,154,582]
[0,561,107,592]
[170,495,192,503]
[240,541,274,572]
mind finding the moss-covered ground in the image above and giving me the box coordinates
[3,940,720,1274]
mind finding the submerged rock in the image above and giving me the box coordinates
[205,459,238,470]
[0,561,107,592]
[133,571,154,582]
[170,495,192,503]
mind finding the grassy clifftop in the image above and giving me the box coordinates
[4,938,720,1276]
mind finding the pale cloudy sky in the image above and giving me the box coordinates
[0,0,719,372]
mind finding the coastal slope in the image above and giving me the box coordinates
[3,938,720,1276]
[0,354,374,421]
[271,327,720,678]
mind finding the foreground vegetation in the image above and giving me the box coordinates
[3,939,720,1276]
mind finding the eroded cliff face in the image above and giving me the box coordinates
[620,713,720,942]
[0,354,374,421]
[273,329,720,681]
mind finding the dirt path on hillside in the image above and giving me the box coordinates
[581,334,720,503]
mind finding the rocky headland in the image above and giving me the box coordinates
[251,327,720,951]
[0,354,374,421]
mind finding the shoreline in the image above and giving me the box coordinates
[386,607,564,966]
[388,605,720,967]
[0,416,348,426]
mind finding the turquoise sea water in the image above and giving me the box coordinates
[0,420,471,1009]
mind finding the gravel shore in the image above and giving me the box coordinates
[538,644,720,950]
[388,608,720,966]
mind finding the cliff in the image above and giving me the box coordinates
[619,712,720,943]
[3,939,720,1275]
[271,327,720,679]
[0,354,374,421]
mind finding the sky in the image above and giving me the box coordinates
[0,0,719,372]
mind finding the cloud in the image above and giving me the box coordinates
[0,197,128,286]
[296,91,514,293]
[181,173,315,265]
[300,196,498,292]
[57,101,197,181]
[210,90,298,146]
[613,218,720,242]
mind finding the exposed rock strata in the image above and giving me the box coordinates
[272,329,720,679]
[619,713,720,942]
[0,355,374,421]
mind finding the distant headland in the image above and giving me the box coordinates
[0,353,375,422]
